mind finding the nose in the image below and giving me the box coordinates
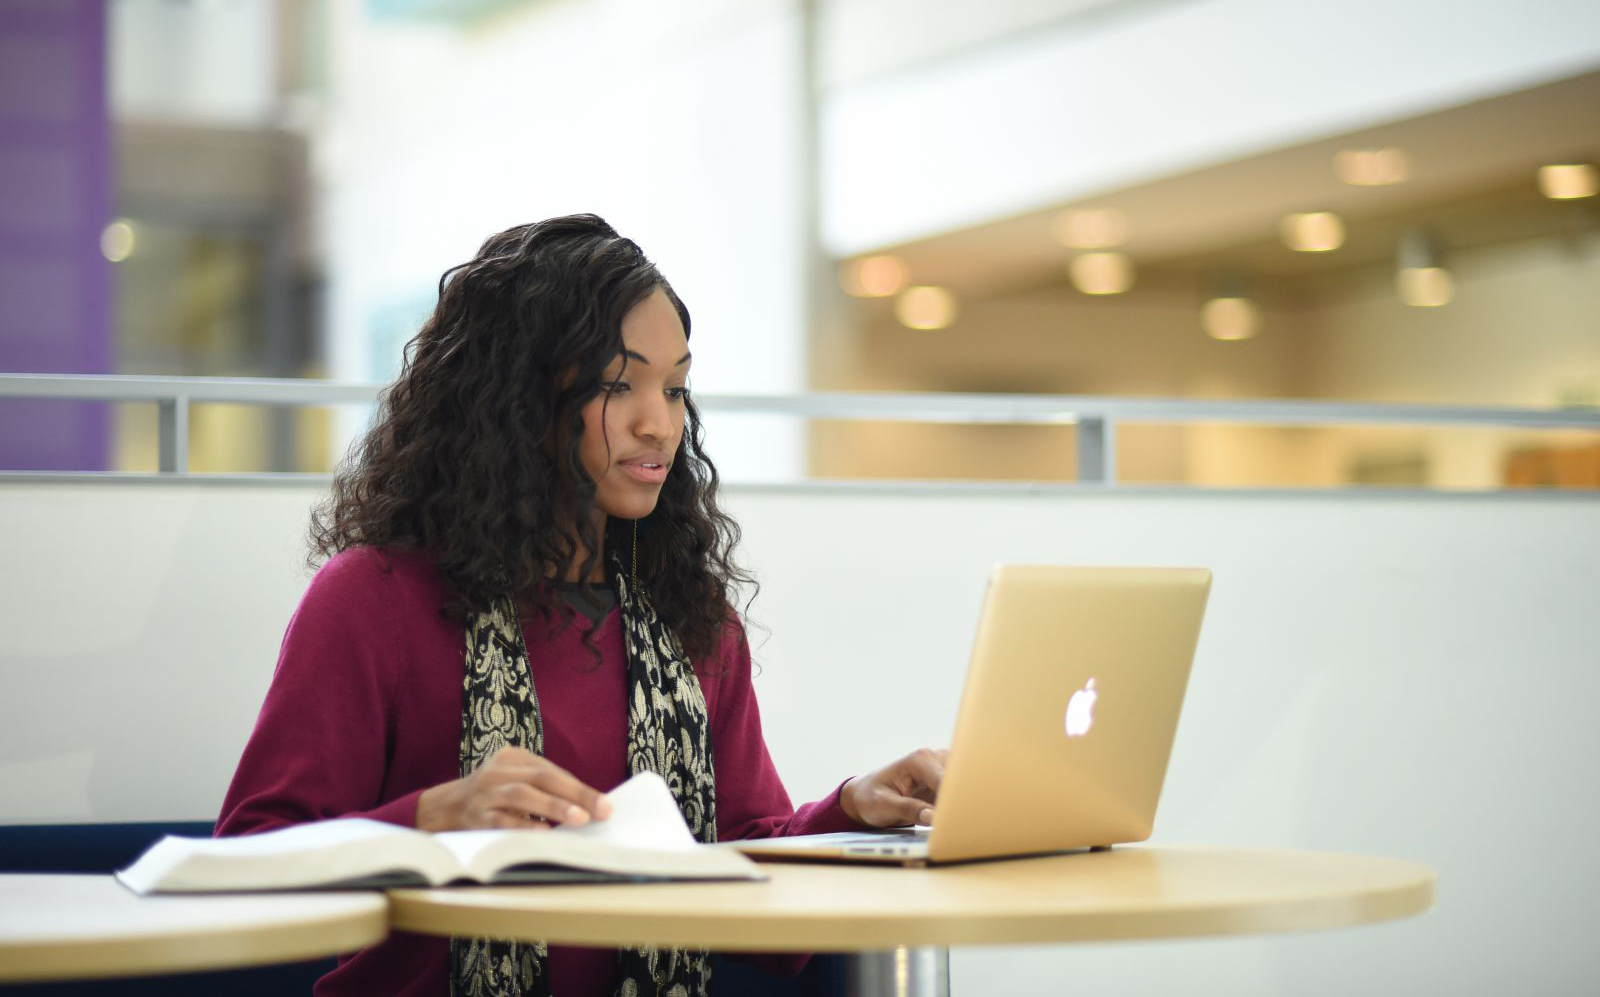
[632,390,677,444]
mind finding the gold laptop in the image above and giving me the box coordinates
[733,566,1212,865]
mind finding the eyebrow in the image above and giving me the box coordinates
[621,349,692,367]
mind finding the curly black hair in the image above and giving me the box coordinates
[310,214,752,666]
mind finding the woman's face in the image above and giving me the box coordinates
[578,287,691,523]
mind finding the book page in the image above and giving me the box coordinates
[434,771,694,871]
[115,819,446,894]
[174,818,417,856]
[558,770,698,851]
[436,772,763,882]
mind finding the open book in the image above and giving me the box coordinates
[116,772,763,894]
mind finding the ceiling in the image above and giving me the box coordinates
[862,69,1600,302]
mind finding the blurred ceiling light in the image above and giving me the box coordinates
[1052,207,1128,249]
[1396,268,1454,307]
[1068,252,1134,295]
[1335,148,1409,186]
[100,219,136,263]
[1537,163,1598,200]
[841,255,908,297]
[1281,212,1345,252]
[1201,296,1260,341]
[1396,230,1453,307]
[894,285,957,330]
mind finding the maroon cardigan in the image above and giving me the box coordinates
[217,547,858,996]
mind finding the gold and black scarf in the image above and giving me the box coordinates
[449,550,718,997]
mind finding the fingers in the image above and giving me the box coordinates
[876,790,936,827]
[484,810,556,831]
[854,781,937,828]
[419,748,615,833]
[483,749,613,823]
[488,746,540,765]
[483,780,597,826]
[842,747,951,828]
[900,748,946,798]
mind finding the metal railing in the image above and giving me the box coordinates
[4,373,1600,485]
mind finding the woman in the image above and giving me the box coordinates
[216,214,945,997]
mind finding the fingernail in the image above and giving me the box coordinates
[566,804,589,824]
[595,795,613,819]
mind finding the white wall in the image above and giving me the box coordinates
[316,0,809,481]
[1,480,1596,994]
[735,485,1600,995]
[816,0,1130,89]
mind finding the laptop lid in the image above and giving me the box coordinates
[924,566,1211,863]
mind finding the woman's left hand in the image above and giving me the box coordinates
[840,748,948,828]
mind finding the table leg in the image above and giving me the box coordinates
[842,945,951,997]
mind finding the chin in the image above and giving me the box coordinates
[599,494,662,522]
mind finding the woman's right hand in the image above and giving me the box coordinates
[415,746,614,832]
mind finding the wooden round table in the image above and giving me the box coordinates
[0,874,389,983]
[389,845,1435,995]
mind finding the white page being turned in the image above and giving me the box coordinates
[434,772,761,882]
[559,771,698,850]
[433,771,695,870]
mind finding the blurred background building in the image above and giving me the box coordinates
[3,0,1598,487]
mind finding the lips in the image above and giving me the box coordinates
[616,453,670,485]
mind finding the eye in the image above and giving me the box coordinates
[666,386,691,401]
[601,380,629,396]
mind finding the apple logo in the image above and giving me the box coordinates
[1064,678,1098,737]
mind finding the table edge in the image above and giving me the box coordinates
[387,847,1438,952]
[0,891,389,983]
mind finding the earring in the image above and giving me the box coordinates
[631,518,639,593]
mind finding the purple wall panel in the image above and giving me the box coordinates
[0,0,111,471]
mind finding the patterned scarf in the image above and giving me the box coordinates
[449,549,718,997]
